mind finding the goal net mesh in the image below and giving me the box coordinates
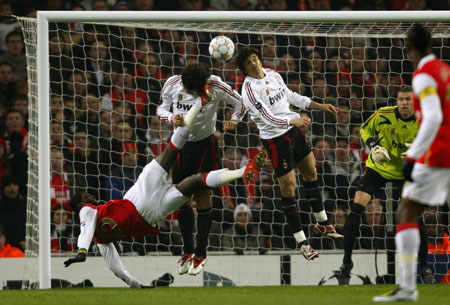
[18,17,450,286]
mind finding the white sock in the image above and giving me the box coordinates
[183,99,202,131]
[170,126,190,150]
[314,210,328,222]
[293,230,306,244]
[396,226,420,291]
[204,167,245,188]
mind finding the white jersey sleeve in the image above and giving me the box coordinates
[77,206,97,250]
[209,75,246,121]
[156,75,182,124]
[274,72,312,110]
[407,73,443,160]
[97,243,142,288]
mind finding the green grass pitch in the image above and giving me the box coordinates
[1,285,448,305]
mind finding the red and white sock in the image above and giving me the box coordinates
[396,223,420,292]
[169,126,190,151]
[203,167,245,188]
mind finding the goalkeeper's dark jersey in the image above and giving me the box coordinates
[360,106,418,180]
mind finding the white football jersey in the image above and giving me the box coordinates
[242,68,311,139]
[157,74,245,142]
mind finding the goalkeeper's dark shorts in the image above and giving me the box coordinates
[261,126,311,178]
[359,167,404,199]
[171,134,219,184]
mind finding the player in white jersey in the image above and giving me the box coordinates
[236,46,343,261]
[64,95,267,288]
[157,63,245,275]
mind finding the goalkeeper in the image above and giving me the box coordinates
[337,86,433,285]
[63,65,267,288]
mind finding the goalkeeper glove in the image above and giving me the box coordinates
[403,157,415,182]
[371,145,391,164]
[64,248,87,267]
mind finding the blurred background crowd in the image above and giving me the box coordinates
[0,0,449,258]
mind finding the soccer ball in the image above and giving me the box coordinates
[209,35,235,61]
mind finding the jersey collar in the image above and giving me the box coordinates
[417,53,436,70]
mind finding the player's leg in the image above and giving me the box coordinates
[418,216,435,283]
[176,150,267,195]
[262,130,318,260]
[373,197,423,302]
[296,152,343,240]
[174,149,267,274]
[189,188,212,275]
[374,164,450,302]
[155,100,203,172]
[338,168,383,285]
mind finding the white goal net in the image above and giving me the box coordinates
[18,11,450,288]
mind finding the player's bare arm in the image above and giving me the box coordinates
[309,101,339,115]
[289,116,311,128]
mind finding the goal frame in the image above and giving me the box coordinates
[35,10,450,289]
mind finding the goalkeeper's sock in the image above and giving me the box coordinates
[418,217,428,267]
[203,168,245,188]
[169,126,190,151]
[195,207,212,258]
[303,180,329,226]
[343,202,365,265]
[280,197,303,234]
[396,223,420,291]
[178,205,195,254]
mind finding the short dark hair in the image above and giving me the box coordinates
[5,30,23,43]
[181,62,211,91]
[407,24,432,55]
[335,136,349,145]
[236,46,262,75]
[398,86,412,94]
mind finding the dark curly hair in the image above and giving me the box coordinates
[181,62,212,91]
[407,24,432,56]
[236,46,262,75]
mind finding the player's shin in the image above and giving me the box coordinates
[343,202,365,265]
[280,197,304,243]
[396,224,420,291]
[195,207,212,258]
[303,180,329,225]
[178,205,195,254]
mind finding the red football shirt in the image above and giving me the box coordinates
[412,58,450,167]
[84,199,159,244]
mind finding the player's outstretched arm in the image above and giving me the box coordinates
[64,248,87,267]
[309,101,339,115]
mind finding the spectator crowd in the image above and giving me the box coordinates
[0,0,449,257]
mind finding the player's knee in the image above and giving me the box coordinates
[300,167,317,181]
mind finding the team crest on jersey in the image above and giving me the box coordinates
[391,128,395,136]
[265,88,270,96]
[282,160,288,169]
[440,67,450,82]
[178,94,183,101]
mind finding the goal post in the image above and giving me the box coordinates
[18,10,450,289]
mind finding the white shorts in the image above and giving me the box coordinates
[402,163,450,206]
[124,160,189,226]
